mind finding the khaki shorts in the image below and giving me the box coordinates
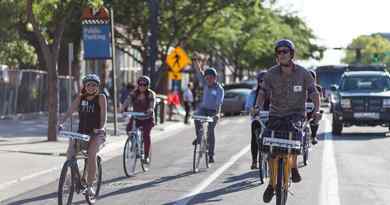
[66,133,106,158]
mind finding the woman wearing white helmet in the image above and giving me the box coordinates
[59,73,107,196]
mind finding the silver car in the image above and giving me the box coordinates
[222,88,252,115]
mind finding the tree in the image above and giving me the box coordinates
[23,0,102,141]
[342,34,390,65]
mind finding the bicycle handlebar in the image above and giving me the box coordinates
[192,115,214,122]
[59,131,90,142]
[122,112,148,118]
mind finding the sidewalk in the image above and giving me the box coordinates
[0,113,187,202]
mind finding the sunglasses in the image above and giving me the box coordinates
[276,49,290,55]
[138,83,148,87]
[86,83,98,87]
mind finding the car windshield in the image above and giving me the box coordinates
[341,75,390,92]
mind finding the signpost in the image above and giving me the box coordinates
[166,47,191,87]
[81,6,118,135]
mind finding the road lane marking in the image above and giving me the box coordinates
[173,144,250,205]
[320,119,341,205]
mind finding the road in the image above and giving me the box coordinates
[3,111,390,205]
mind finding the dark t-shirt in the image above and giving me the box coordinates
[78,95,101,135]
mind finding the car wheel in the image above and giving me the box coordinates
[332,114,343,135]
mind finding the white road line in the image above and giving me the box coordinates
[174,144,250,205]
[320,119,341,205]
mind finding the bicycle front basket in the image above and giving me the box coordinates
[260,128,302,155]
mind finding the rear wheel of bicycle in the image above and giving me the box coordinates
[141,137,151,172]
[203,140,209,169]
[84,156,102,205]
[58,160,74,205]
[123,135,137,177]
[276,158,288,205]
[193,140,203,173]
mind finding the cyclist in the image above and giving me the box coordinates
[59,74,107,196]
[307,70,323,145]
[193,64,224,163]
[120,75,156,164]
[255,39,321,203]
[245,71,269,169]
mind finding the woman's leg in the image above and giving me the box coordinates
[251,121,260,168]
[87,138,98,187]
[140,119,154,159]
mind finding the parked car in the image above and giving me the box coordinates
[223,81,256,91]
[331,71,390,134]
[221,88,251,115]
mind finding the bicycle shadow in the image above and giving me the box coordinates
[163,170,261,205]
[3,192,57,205]
[97,170,195,199]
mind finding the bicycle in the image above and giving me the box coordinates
[122,112,151,177]
[254,110,270,184]
[301,103,324,166]
[192,115,214,173]
[57,130,102,205]
[261,118,303,205]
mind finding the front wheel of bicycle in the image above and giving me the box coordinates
[193,140,203,173]
[58,160,75,205]
[85,156,102,205]
[123,135,137,177]
[276,158,288,205]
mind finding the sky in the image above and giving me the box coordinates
[274,0,390,66]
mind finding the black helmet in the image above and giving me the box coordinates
[256,71,267,82]
[275,39,295,53]
[82,74,100,85]
[137,75,151,86]
[204,67,217,77]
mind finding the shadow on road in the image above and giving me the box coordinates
[3,192,57,205]
[98,170,195,199]
[318,131,388,141]
[164,170,261,205]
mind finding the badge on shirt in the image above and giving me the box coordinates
[293,85,302,92]
[81,100,88,106]
[211,89,217,95]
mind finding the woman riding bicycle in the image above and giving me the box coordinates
[245,71,269,169]
[59,74,107,196]
[120,75,156,164]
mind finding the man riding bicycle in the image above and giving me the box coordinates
[59,74,107,197]
[193,62,224,163]
[120,75,156,164]
[254,39,321,203]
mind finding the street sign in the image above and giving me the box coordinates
[168,71,182,80]
[82,23,112,59]
[166,47,191,72]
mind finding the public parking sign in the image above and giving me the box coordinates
[82,23,112,59]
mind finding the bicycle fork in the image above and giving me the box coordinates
[270,155,292,190]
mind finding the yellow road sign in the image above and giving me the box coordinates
[166,47,191,72]
[168,71,182,80]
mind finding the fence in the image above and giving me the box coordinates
[0,69,75,117]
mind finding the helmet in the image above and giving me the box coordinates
[82,74,100,85]
[275,39,295,53]
[137,75,151,86]
[256,71,267,82]
[309,70,316,79]
[204,67,217,77]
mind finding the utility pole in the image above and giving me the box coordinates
[147,0,159,89]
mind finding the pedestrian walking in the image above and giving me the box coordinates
[183,83,194,124]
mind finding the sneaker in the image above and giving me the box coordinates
[209,156,214,163]
[144,157,150,164]
[251,161,258,169]
[311,137,318,145]
[84,186,95,196]
[263,185,275,203]
[291,168,302,183]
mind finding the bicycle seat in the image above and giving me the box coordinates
[192,115,214,122]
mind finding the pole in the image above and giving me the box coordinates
[68,43,74,131]
[110,8,118,136]
[148,0,159,89]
